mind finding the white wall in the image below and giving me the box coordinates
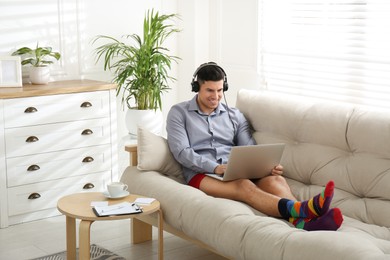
[0,0,260,172]
[0,0,179,174]
[177,0,261,106]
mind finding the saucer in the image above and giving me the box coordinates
[102,190,130,199]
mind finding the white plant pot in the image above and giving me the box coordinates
[125,109,163,137]
[30,66,50,85]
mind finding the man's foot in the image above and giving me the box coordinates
[290,208,343,231]
[287,180,335,218]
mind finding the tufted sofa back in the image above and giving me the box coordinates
[236,89,390,228]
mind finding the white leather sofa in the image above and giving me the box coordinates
[121,89,390,260]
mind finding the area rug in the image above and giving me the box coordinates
[30,244,126,260]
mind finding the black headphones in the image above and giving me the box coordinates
[191,62,229,92]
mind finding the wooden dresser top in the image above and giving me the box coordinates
[0,80,117,99]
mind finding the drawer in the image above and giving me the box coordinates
[3,91,110,128]
[5,118,111,157]
[6,145,112,187]
[7,172,108,216]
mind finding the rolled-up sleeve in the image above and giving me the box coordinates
[233,108,257,146]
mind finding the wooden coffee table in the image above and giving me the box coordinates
[57,192,163,260]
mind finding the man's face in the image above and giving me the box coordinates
[196,80,224,114]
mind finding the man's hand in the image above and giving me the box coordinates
[214,164,227,175]
[271,164,284,176]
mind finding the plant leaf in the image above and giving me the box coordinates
[92,8,181,110]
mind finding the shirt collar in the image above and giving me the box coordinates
[188,94,226,115]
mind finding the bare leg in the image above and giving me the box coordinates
[199,177,343,231]
[199,176,291,217]
[254,175,297,201]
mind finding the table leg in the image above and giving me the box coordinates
[131,218,152,243]
[65,216,76,260]
[79,220,94,260]
[158,209,164,260]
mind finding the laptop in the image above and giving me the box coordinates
[206,143,285,181]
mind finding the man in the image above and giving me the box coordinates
[166,62,343,231]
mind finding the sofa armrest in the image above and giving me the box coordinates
[125,144,138,166]
[123,145,154,244]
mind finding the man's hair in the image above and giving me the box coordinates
[197,65,225,86]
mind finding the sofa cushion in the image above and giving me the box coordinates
[122,166,390,260]
[236,89,390,228]
[137,127,183,179]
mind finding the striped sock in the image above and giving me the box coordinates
[286,180,335,219]
[290,208,343,231]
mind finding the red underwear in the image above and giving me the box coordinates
[188,173,207,189]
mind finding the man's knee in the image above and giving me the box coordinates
[271,175,289,187]
[258,175,291,195]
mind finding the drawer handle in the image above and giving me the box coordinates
[27,164,40,171]
[26,136,39,143]
[81,129,93,135]
[82,156,94,163]
[24,107,38,113]
[83,183,95,189]
[80,101,92,108]
[28,193,41,200]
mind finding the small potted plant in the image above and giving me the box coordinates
[12,43,61,85]
[93,9,180,136]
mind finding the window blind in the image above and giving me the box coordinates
[259,0,390,108]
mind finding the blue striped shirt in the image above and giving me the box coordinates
[166,95,256,183]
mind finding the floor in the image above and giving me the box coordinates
[0,215,227,260]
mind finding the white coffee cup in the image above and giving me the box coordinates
[107,182,128,197]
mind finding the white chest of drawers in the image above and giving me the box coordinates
[0,80,118,227]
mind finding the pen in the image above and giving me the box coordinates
[131,203,141,211]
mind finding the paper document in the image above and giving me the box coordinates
[134,198,156,205]
[93,202,142,217]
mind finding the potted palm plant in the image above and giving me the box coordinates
[12,43,61,85]
[93,9,180,136]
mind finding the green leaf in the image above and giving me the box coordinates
[11,43,61,67]
[92,8,181,110]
